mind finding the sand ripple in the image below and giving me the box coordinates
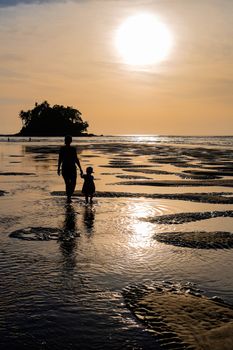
[9,227,79,241]
[123,281,233,350]
[100,164,153,169]
[144,210,233,224]
[0,172,36,176]
[51,191,233,204]
[116,179,233,187]
[154,231,233,249]
[182,170,233,178]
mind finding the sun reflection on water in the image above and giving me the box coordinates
[131,135,160,143]
[125,201,155,248]
[129,221,154,249]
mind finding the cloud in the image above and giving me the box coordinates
[0,97,31,105]
[0,53,24,62]
[0,67,27,79]
[199,78,233,99]
[0,0,66,6]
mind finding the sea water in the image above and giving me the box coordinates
[0,135,233,349]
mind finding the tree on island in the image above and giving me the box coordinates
[18,101,89,136]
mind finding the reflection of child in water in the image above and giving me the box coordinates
[81,166,95,204]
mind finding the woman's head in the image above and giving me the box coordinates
[65,135,72,145]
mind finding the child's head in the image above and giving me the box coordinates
[86,166,94,174]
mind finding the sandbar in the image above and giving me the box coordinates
[123,282,233,350]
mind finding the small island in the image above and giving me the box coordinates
[17,101,92,136]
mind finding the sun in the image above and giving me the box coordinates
[115,13,173,66]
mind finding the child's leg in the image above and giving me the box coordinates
[85,195,89,204]
[90,195,93,204]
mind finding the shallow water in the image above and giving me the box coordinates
[1,136,233,349]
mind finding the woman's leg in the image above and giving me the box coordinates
[63,175,71,199]
[70,173,77,197]
[62,168,77,200]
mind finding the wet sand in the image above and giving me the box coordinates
[123,282,233,350]
[154,231,233,249]
[115,179,233,187]
[51,190,233,204]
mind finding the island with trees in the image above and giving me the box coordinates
[17,101,92,136]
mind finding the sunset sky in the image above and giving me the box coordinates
[0,0,232,135]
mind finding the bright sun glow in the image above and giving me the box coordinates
[115,13,173,66]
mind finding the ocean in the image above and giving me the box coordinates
[0,135,233,349]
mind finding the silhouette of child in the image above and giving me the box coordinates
[81,166,95,204]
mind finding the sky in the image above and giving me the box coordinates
[0,0,232,135]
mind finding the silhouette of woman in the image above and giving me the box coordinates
[57,135,83,202]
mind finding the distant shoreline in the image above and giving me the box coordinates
[0,134,232,138]
[0,133,98,137]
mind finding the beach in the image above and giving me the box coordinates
[0,135,233,349]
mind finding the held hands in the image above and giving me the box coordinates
[57,167,82,176]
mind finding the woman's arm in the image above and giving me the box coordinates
[57,149,62,175]
[75,153,83,175]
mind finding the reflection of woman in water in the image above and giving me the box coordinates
[58,135,83,202]
[59,204,78,278]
